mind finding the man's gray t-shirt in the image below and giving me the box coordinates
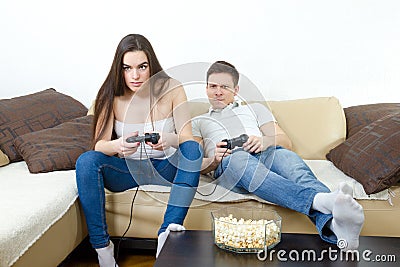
[192,102,275,158]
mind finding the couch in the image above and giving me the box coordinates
[104,97,400,241]
[0,91,398,267]
[0,89,89,267]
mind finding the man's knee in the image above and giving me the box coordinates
[231,150,251,160]
[273,147,302,162]
[224,150,258,172]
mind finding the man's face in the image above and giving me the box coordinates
[206,73,239,109]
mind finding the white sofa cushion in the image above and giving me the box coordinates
[0,162,78,266]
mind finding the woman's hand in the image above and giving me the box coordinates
[146,132,177,151]
[116,132,140,157]
[242,135,263,153]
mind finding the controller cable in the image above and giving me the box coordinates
[173,146,230,197]
[215,147,229,178]
[114,137,227,265]
[114,141,146,265]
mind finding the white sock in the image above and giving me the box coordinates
[95,240,119,267]
[330,192,364,251]
[156,223,185,258]
[312,182,353,214]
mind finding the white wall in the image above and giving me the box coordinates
[1,0,400,108]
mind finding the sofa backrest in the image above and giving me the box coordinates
[89,97,346,160]
[266,97,346,160]
[189,97,346,160]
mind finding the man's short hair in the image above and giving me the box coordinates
[207,61,239,86]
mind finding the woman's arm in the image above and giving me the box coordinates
[171,85,194,144]
[94,104,139,157]
[145,83,193,150]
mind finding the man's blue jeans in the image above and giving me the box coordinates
[76,140,203,249]
[214,146,337,244]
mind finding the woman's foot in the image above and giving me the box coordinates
[156,223,185,257]
[95,240,119,267]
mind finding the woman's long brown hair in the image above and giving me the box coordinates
[91,34,170,149]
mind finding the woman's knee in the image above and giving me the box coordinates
[76,150,106,171]
[179,140,203,161]
[76,150,94,169]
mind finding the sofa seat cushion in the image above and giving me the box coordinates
[121,159,387,202]
[0,162,78,266]
[105,161,396,239]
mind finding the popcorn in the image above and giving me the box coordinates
[213,212,281,252]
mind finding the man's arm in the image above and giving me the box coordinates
[242,122,293,153]
[193,136,232,175]
[242,103,292,152]
[259,121,293,150]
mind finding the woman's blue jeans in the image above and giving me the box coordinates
[76,140,203,249]
[214,146,337,244]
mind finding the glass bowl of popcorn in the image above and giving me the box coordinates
[211,207,281,253]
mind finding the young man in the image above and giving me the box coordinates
[192,61,364,251]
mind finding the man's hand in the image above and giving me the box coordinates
[214,141,232,164]
[242,135,263,153]
[200,142,232,173]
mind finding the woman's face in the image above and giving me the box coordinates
[122,51,151,93]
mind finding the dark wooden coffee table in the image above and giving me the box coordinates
[154,230,399,267]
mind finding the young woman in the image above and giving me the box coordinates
[76,34,203,266]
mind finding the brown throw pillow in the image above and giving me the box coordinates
[13,116,93,173]
[344,103,400,138]
[0,89,88,162]
[327,113,400,194]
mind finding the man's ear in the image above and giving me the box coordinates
[234,85,239,96]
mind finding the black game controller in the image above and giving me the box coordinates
[221,134,249,149]
[126,133,160,144]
